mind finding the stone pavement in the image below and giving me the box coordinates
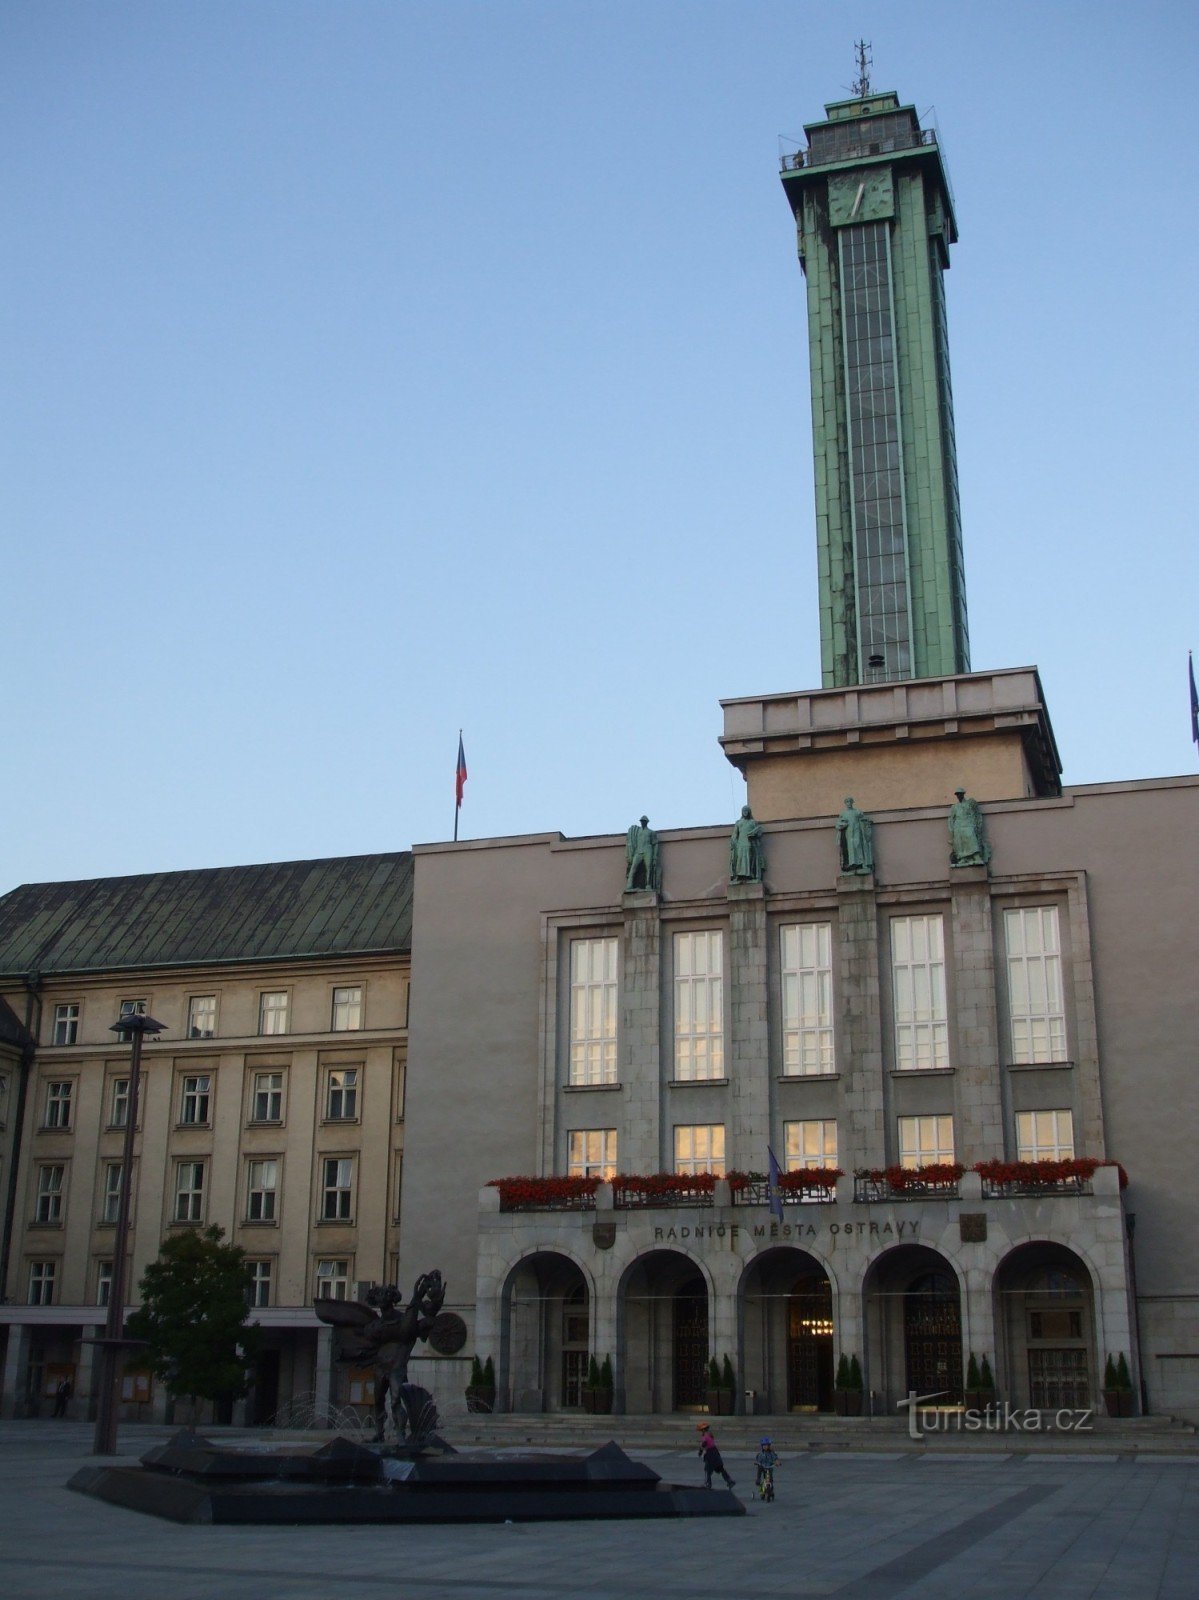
[2,1420,1196,1600]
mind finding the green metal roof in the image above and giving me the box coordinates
[0,852,413,978]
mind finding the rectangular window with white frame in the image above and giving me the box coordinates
[246,1159,279,1222]
[568,1129,618,1179]
[251,1071,284,1123]
[325,1067,359,1121]
[96,1259,114,1307]
[673,929,724,1081]
[101,1162,124,1224]
[28,1260,56,1305]
[52,1003,79,1046]
[673,1123,725,1176]
[109,1077,130,1128]
[781,922,834,1075]
[897,1114,955,1168]
[117,998,147,1041]
[1005,906,1068,1064]
[784,1119,838,1170]
[174,1160,206,1223]
[247,1259,273,1308]
[44,1080,73,1129]
[179,1073,212,1125]
[331,986,363,1032]
[569,936,618,1085]
[35,1164,65,1224]
[315,1258,350,1300]
[1015,1109,1075,1162]
[187,995,217,1038]
[891,914,949,1071]
[259,991,289,1036]
[320,1157,354,1222]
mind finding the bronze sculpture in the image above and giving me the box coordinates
[625,815,661,893]
[948,788,991,868]
[836,797,874,875]
[314,1270,464,1444]
[729,805,765,883]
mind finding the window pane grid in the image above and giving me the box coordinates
[569,938,618,1085]
[36,1165,65,1223]
[253,1072,283,1122]
[897,1115,955,1167]
[322,1157,354,1221]
[315,1259,349,1300]
[1005,907,1067,1063]
[784,1120,838,1169]
[674,931,724,1081]
[1015,1109,1075,1162]
[892,915,949,1070]
[568,1128,617,1178]
[673,1123,725,1176]
[781,923,834,1074]
[174,1161,205,1222]
[247,1159,279,1221]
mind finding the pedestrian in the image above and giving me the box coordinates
[754,1436,778,1501]
[696,1422,736,1490]
[52,1378,72,1418]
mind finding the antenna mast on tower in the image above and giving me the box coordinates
[852,40,872,98]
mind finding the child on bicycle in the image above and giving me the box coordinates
[754,1436,779,1500]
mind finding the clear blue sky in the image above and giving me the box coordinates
[4,1,1197,888]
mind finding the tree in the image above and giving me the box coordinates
[126,1226,261,1407]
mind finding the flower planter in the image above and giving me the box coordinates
[465,1386,496,1414]
[1103,1390,1135,1417]
[833,1389,862,1417]
[592,1387,613,1415]
[704,1388,734,1416]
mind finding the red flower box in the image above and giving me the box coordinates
[489,1175,601,1209]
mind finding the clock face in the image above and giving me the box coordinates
[829,167,894,227]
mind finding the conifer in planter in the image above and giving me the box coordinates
[704,1357,724,1415]
[1103,1352,1135,1417]
[581,1355,601,1413]
[978,1354,996,1411]
[834,1353,864,1416]
[594,1354,614,1415]
[719,1354,736,1415]
[466,1354,496,1413]
[965,1352,983,1410]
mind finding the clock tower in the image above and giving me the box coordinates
[781,90,969,687]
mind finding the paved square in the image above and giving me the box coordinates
[2,1423,1196,1600]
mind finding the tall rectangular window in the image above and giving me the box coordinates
[781,923,834,1075]
[101,1162,123,1224]
[891,915,949,1070]
[252,1071,284,1122]
[897,1115,955,1168]
[784,1120,838,1170]
[109,1078,130,1128]
[259,991,289,1036]
[174,1161,205,1223]
[246,1159,279,1222]
[569,937,618,1085]
[321,1157,354,1222]
[96,1260,114,1307]
[35,1164,65,1224]
[1015,1110,1075,1163]
[673,1123,725,1176]
[325,1067,359,1121]
[332,986,363,1032]
[673,930,724,1081]
[179,1074,211,1125]
[315,1258,349,1300]
[247,1260,273,1308]
[1005,907,1067,1063]
[44,1081,73,1129]
[28,1261,56,1305]
[568,1129,617,1179]
[187,995,217,1038]
[52,1004,79,1046]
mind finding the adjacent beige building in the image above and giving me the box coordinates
[0,853,411,1422]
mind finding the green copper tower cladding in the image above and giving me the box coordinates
[782,92,969,687]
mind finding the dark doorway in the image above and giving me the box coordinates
[251,1349,281,1426]
[787,1274,835,1410]
[673,1276,708,1408]
[904,1270,962,1400]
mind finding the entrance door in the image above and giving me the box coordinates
[903,1271,962,1400]
[251,1350,281,1426]
[787,1275,835,1410]
[673,1277,708,1409]
[561,1283,589,1408]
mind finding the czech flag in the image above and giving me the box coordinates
[455,734,468,810]
[766,1146,784,1224]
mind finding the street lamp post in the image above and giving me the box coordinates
[91,1011,165,1457]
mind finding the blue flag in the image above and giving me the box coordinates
[1190,653,1198,749]
[766,1146,784,1223]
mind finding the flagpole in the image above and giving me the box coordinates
[454,726,460,843]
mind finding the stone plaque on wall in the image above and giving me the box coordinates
[959,1213,987,1243]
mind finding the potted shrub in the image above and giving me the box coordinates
[833,1353,864,1416]
[720,1354,736,1416]
[704,1357,723,1415]
[581,1355,601,1414]
[978,1354,996,1412]
[594,1354,614,1415]
[1103,1353,1135,1417]
[465,1355,496,1413]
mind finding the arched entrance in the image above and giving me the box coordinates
[863,1245,963,1407]
[500,1251,590,1412]
[740,1249,835,1413]
[619,1250,710,1415]
[994,1242,1097,1409]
